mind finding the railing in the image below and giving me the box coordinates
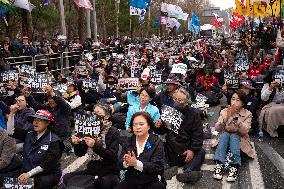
[3,49,105,74]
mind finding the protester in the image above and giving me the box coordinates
[6,95,34,151]
[0,128,20,186]
[117,112,165,189]
[63,104,120,189]
[16,110,64,189]
[259,72,284,137]
[23,85,72,152]
[125,87,160,131]
[155,88,205,184]
[213,90,255,182]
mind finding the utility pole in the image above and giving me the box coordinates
[92,0,98,42]
[86,10,91,38]
[59,0,67,36]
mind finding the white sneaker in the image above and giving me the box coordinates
[226,166,238,182]
[213,164,224,180]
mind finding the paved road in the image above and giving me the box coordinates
[60,98,284,189]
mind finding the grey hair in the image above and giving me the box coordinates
[173,88,191,103]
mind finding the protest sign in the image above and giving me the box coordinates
[274,66,284,87]
[160,105,184,134]
[118,78,139,91]
[75,65,88,76]
[3,177,34,189]
[0,71,19,83]
[0,83,7,96]
[171,63,187,75]
[74,113,103,138]
[52,83,68,94]
[20,64,36,76]
[150,71,162,84]
[0,71,19,96]
[224,70,239,87]
[234,52,249,72]
[20,74,50,93]
[82,79,98,90]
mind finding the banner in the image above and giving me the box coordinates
[118,77,139,90]
[3,177,34,189]
[160,105,184,134]
[171,63,187,75]
[20,64,36,76]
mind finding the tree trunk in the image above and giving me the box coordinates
[101,1,107,39]
[78,7,87,43]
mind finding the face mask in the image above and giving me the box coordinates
[7,90,14,96]
[173,102,184,111]
[108,81,115,85]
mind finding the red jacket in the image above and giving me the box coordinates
[249,64,263,78]
[200,76,217,92]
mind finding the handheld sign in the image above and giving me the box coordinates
[75,65,88,76]
[274,66,284,87]
[3,177,34,189]
[118,78,139,91]
[20,74,50,93]
[160,105,184,134]
[74,113,104,138]
[0,71,19,96]
[171,63,187,75]
[82,79,98,90]
[224,70,239,87]
[0,71,19,83]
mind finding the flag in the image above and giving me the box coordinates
[188,13,200,34]
[235,0,247,15]
[129,0,149,10]
[0,5,8,17]
[42,0,49,5]
[130,6,145,16]
[153,19,160,26]
[74,0,93,10]
[0,0,13,11]
[252,0,269,2]
[13,0,35,12]
[161,2,188,20]
[191,13,201,27]
[211,13,224,28]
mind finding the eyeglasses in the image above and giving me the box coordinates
[173,97,185,104]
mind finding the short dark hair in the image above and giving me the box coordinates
[141,86,156,99]
[129,112,155,133]
[229,90,247,108]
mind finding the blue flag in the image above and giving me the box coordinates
[0,6,8,17]
[188,13,200,34]
[42,0,49,5]
[129,0,149,10]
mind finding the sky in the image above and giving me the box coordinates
[210,0,236,10]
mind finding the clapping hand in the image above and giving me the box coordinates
[123,151,137,167]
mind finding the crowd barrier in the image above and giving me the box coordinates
[3,48,106,74]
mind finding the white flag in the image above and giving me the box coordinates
[13,0,35,12]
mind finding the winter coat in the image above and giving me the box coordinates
[22,130,63,175]
[213,108,255,158]
[119,134,165,185]
[154,106,204,154]
[0,129,16,170]
[73,126,120,177]
[26,95,71,138]
[11,108,35,140]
